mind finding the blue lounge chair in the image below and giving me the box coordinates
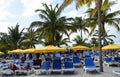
[114,57,120,66]
[13,59,22,65]
[73,56,81,66]
[55,53,61,58]
[1,69,14,75]
[114,57,120,62]
[35,61,51,75]
[15,61,33,75]
[64,57,71,63]
[104,57,118,67]
[84,57,98,73]
[0,63,14,75]
[63,61,75,73]
[52,58,62,74]
[113,70,120,75]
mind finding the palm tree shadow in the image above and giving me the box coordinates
[86,70,101,75]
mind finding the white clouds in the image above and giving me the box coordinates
[0,0,14,20]
[62,10,79,18]
[110,0,120,12]
[0,0,15,32]
[0,9,12,20]
[21,0,53,17]
[62,9,86,18]
[0,0,13,7]
[0,0,54,32]
[0,22,26,33]
[0,22,15,32]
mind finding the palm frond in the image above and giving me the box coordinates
[30,21,43,27]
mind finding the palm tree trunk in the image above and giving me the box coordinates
[97,0,103,72]
[101,23,106,46]
[80,30,82,40]
[52,29,55,45]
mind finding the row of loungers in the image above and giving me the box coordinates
[12,56,81,67]
[35,60,75,75]
[34,57,99,74]
[104,57,120,67]
[0,57,99,75]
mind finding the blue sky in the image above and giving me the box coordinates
[0,0,120,46]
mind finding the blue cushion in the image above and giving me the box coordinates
[104,57,112,62]
[40,61,50,70]
[64,62,73,69]
[84,57,95,67]
[53,59,61,69]
[73,56,80,63]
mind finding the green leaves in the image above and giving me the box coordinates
[92,6,98,17]
[101,0,109,11]
[30,4,73,46]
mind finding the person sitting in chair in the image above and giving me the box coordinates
[8,62,20,72]
[22,62,31,70]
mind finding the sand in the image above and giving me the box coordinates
[0,65,119,77]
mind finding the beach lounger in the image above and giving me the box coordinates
[52,58,62,74]
[114,57,120,66]
[0,62,15,75]
[1,69,14,75]
[63,61,75,74]
[15,61,33,75]
[73,56,81,66]
[113,70,120,77]
[32,59,42,69]
[83,57,98,73]
[64,57,71,63]
[34,61,51,75]
[104,57,118,67]
[13,59,22,65]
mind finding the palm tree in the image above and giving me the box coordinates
[30,4,74,46]
[0,33,10,51]
[61,0,109,72]
[72,17,89,39]
[92,30,116,46]
[8,24,24,49]
[0,24,24,51]
[90,37,98,47]
[72,35,90,46]
[102,34,115,45]
[86,1,120,46]
[22,28,39,48]
[54,33,71,47]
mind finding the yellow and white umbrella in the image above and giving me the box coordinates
[8,49,24,54]
[102,44,120,51]
[0,52,4,55]
[91,46,98,51]
[24,48,36,53]
[71,45,90,51]
[35,45,67,53]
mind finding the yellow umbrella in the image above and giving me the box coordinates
[8,49,24,54]
[102,44,120,51]
[24,48,36,53]
[36,45,67,53]
[0,52,4,55]
[71,45,90,51]
[91,46,98,51]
